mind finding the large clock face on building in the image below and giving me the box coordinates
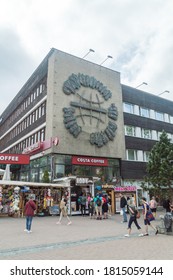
[62,73,118,147]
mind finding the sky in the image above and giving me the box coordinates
[0,0,173,115]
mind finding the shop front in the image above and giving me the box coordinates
[54,176,97,215]
[114,186,143,213]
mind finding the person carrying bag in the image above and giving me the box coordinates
[141,197,158,236]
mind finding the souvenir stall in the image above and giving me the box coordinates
[114,185,143,213]
[101,184,115,214]
[0,180,67,217]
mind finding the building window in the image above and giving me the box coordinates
[169,115,173,124]
[127,149,137,161]
[41,103,45,116]
[40,128,45,142]
[142,128,151,139]
[140,107,150,118]
[125,125,136,136]
[123,103,134,114]
[157,131,162,140]
[143,151,150,162]
[155,111,164,121]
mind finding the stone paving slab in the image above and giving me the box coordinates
[0,211,172,260]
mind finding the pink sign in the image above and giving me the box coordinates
[114,186,136,192]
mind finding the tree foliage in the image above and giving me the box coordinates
[146,131,173,195]
[42,170,50,183]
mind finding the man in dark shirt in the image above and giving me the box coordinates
[120,193,127,223]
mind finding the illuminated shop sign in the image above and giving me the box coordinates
[76,177,90,185]
[72,156,108,166]
[22,142,43,154]
[114,186,136,192]
[0,154,30,164]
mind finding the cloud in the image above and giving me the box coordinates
[0,0,173,114]
[0,27,36,114]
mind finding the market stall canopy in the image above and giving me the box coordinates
[0,180,71,188]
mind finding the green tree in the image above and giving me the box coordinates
[146,131,173,198]
[42,170,50,183]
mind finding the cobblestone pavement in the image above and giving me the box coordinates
[0,211,172,260]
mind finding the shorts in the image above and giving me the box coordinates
[144,218,150,225]
[151,208,156,213]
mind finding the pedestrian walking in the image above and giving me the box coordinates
[56,196,72,225]
[149,196,157,218]
[141,197,158,236]
[24,194,36,233]
[88,197,95,219]
[79,192,87,216]
[120,193,127,223]
[102,195,108,219]
[124,199,143,237]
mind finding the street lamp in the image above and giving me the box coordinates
[136,82,148,89]
[100,55,113,66]
[158,90,170,96]
[82,48,95,59]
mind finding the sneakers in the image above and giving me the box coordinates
[155,229,158,235]
[24,229,28,232]
[124,234,130,237]
[67,221,72,225]
[143,233,149,236]
[56,221,61,224]
[121,221,127,223]
[27,230,32,233]
[138,233,144,237]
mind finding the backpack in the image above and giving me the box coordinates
[96,198,101,206]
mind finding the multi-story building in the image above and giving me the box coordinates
[1,48,173,213]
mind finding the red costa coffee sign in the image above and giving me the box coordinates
[0,154,30,164]
[72,156,108,166]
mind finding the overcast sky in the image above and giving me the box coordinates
[0,0,173,115]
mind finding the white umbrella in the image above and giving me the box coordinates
[2,164,11,180]
[0,169,5,176]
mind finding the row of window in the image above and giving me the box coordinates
[126,149,150,162]
[5,78,46,128]
[123,102,173,124]
[9,102,46,140]
[125,125,173,142]
[9,128,46,154]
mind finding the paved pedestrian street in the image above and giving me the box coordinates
[0,211,172,260]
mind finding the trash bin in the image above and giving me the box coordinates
[164,213,173,235]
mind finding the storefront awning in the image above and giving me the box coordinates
[0,180,70,188]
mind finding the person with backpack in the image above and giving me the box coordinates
[120,193,127,223]
[124,198,143,237]
[94,195,103,220]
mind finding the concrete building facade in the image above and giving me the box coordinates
[1,48,173,213]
